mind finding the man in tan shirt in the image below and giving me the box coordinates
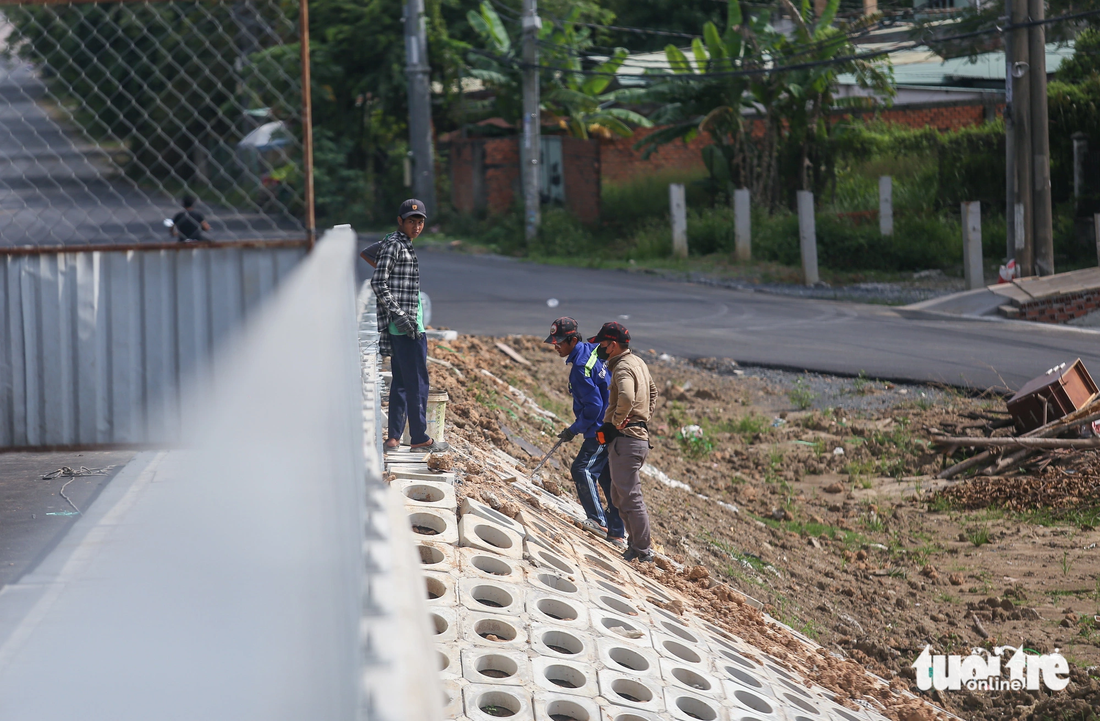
[590,322,658,562]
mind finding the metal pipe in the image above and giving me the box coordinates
[300,0,316,250]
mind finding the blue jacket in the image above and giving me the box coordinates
[565,341,609,439]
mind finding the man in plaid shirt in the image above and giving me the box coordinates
[371,199,449,453]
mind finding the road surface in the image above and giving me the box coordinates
[386,247,1100,393]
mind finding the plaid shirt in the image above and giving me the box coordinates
[370,230,420,357]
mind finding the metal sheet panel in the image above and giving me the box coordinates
[0,245,307,448]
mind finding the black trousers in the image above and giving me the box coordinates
[388,333,430,445]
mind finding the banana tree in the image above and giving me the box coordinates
[465,1,650,139]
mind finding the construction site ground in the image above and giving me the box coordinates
[421,334,1100,721]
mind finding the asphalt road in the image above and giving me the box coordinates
[364,246,1100,393]
[0,450,134,587]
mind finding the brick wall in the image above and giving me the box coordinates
[1016,290,1100,324]
[561,137,600,224]
[837,99,1003,133]
[484,137,521,215]
[600,126,709,186]
[450,140,479,214]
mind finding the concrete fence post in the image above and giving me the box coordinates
[734,188,751,262]
[1094,213,1100,267]
[878,176,893,236]
[670,183,687,259]
[962,201,984,290]
[797,190,819,286]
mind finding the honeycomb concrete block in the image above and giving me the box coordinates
[719,670,774,701]
[409,507,459,545]
[460,496,527,536]
[589,607,652,647]
[528,546,580,577]
[633,575,679,606]
[711,645,766,678]
[663,687,729,721]
[598,705,662,721]
[424,570,457,606]
[460,647,532,687]
[591,590,648,622]
[588,578,640,606]
[650,613,710,651]
[658,657,723,700]
[427,605,459,643]
[651,631,710,670]
[415,540,456,572]
[393,469,456,484]
[458,515,524,559]
[726,684,783,720]
[825,701,876,721]
[458,547,525,583]
[461,610,529,650]
[533,692,601,721]
[596,669,665,715]
[438,644,462,679]
[526,567,589,601]
[397,479,457,510]
[532,656,599,697]
[571,544,630,579]
[442,678,468,719]
[529,623,596,663]
[463,683,534,721]
[595,638,662,680]
[458,577,526,616]
[526,590,589,630]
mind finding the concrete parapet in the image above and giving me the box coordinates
[458,515,524,559]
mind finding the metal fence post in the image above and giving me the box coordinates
[797,190,818,286]
[962,201,984,290]
[734,188,751,262]
[879,176,893,236]
[670,183,687,259]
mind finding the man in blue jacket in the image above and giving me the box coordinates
[544,317,626,549]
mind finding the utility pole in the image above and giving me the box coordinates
[1011,0,1033,276]
[404,0,436,214]
[1029,0,1054,275]
[522,0,541,242]
[1004,0,1014,262]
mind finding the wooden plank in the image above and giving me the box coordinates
[495,342,531,367]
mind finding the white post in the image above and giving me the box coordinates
[962,201,984,290]
[1094,213,1100,267]
[734,188,751,262]
[670,183,687,259]
[1015,203,1025,253]
[878,176,893,236]
[797,190,819,286]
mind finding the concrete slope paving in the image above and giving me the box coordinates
[415,249,1100,392]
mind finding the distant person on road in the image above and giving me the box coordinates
[544,317,626,551]
[592,322,658,563]
[172,195,210,241]
[372,199,450,454]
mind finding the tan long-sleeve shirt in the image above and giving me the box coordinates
[604,349,659,440]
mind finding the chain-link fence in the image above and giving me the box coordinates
[0,0,308,247]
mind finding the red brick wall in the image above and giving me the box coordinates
[1017,290,1100,324]
[484,137,521,215]
[561,137,600,224]
[450,140,478,214]
[599,126,709,186]
[837,101,1002,133]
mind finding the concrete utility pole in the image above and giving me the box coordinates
[1010,0,1033,276]
[879,176,893,236]
[734,188,751,261]
[522,0,541,242]
[670,184,687,259]
[797,190,819,286]
[1004,0,1015,262]
[404,0,436,214]
[1029,0,1054,275]
[962,202,984,290]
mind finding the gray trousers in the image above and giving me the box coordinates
[607,436,651,553]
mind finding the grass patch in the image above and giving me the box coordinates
[965,526,992,547]
[787,377,817,410]
[720,413,770,438]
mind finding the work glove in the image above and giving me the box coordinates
[596,422,620,444]
[394,312,421,339]
[557,428,576,442]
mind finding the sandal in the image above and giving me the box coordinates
[410,438,451,453]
